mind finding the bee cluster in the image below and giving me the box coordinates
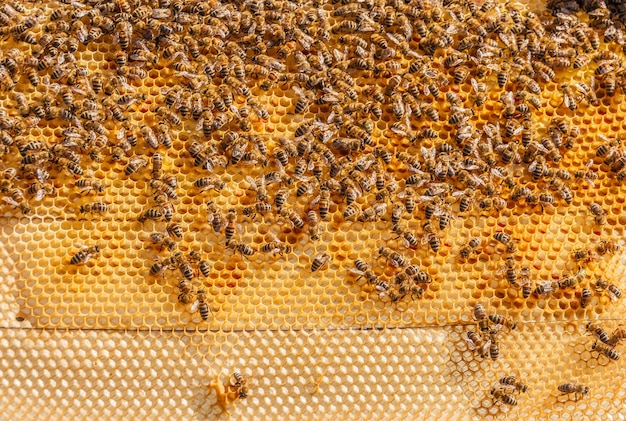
[584,321,625,360]
[0,0,626,414]
[465,304,516,361]
[490,375,529,407]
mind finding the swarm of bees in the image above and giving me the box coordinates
[1,0,626,413]
[464,304,517,361]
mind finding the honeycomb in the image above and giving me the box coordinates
[0,0,626,418]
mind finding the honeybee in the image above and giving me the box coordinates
[280,207,304,229]
[608,326,626,347]
[350,259,378,285]
[473,303,487,321]
[558,383,588,401]
[194,176,226,192]
[138,207,163,223]
[488,314,517,330]
[459,237,481,259]
[125,156,148,176]
[592,341,620,361]
[79,202,110,214]
[548,178,573,204]
[513,265,529,298]
[148,180,176,201]
[493,232,512,246]
[392,224,419,249]
[586,322,611,345]
[595,278,622,301]
[311,252,331,272]
[70,245,101,265]
[594,239,620,256]
[358,202,387,223]
[421,221,440,253]
[177,279,195,305]
[229,371,248,399]
[226,239,255,258]
[491,387,517,406]
[261,234,292,256]
[379,247,406,268]
[196,289,211,321]
[497,255,519,287]
[499,376,528,394]
[150,232,177,251]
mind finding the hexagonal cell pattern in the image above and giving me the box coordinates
[1,0,626,419]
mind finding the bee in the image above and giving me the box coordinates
[138,207,163,223]
[392,224,419,249]
[589,203,606,225]
[313,188,331,221]
[242,202,272,219]
[164,222,184,241]
[576,81,598,106]
[70,245,101,265]
[177,279,195,304]
[245,176,268,203]
[194,176,226,192]
[379,247,406,268]
[473,303,487,321]
[596,134,621,159]
[261,234,293,256]
[519,267,532,299]
[155,106,181,126]
[558,383,588,401]
[489,314,517,330]
[494,232,512,246]
[124,155,148,177]
[79,202,110,214]
[358,202,387,223]
[396,151,422,173]
[594,240,620,256]
[608,326,626,347]
[421,221,440,253]
[150,179,177,200]
[196,289,211,321]
[464,331,483,350]
[303,210,320,241]
[150,233,177,251]
[499,376,528,394]
[491,388,516,406]
[350,259,376,284]
[595,278,622,301]
[311,252,331,272]
[497,256,518,287]
[205,201,224,233]
[139,125,159,149]
[280,207,305,229]
[528,156,547,181]
[591,342,620,361]
[229,371,248,399]
[586,322,611,345]
[459,237,481,259]
[226,240,255,258]
[548,178,573,204]
[595,60,618,76]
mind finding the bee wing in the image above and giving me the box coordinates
[348,268,365,276]
[479,339,491,358]
[326,109,336,124]
[245,176,258,189]
[34,188,47,201]
[2,197,19,207]
[189,299,199,314]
